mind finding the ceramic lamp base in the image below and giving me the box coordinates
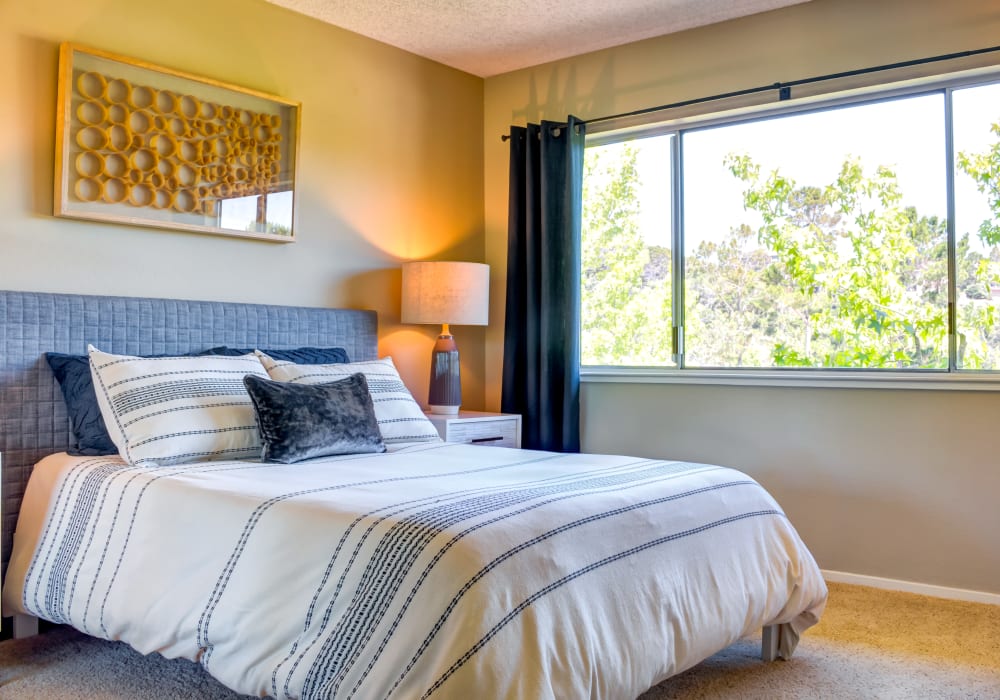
[428,332,461,413]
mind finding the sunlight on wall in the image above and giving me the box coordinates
[335,197,467,260]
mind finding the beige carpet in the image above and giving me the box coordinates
[1,583,998,699]
[639,583,1000,699]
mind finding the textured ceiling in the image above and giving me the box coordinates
[265,0,813,77]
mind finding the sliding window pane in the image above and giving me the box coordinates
[683,95,948,369]
[581,136,674,366]
[953,83,1000,369]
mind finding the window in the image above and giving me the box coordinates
[582,137,675,366]
[582,73,1000,380]
[954,82,1000,369]
[219,190,294,236]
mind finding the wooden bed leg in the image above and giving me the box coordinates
[761,624,780,662]
[13,614,39,639]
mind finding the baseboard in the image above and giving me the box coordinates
[822,569,1000,606]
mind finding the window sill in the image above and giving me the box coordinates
[580,367,1000,391]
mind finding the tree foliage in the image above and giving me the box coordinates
[958,122,1000,246]
[717,155,949,368]
[582,117,1000,369]
[581,143,672,365]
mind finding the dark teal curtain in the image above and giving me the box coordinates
[501,117,585,452]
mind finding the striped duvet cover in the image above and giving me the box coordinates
[4,443,827,699]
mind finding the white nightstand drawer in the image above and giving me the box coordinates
[425,411,522,448]
[446,419,518,447]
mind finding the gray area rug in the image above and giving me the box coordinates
[1,583,998,699]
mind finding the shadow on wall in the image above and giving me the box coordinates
[507,55,692,127]
[509,63,595,127]
[504,45,835,133]
[337,267,401,321]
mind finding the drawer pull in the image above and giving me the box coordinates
[470,436,504,444]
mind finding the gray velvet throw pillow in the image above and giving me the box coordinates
[243,373,387,463]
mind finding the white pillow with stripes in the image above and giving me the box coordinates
[88,346,269,466]
[255,352,441,444]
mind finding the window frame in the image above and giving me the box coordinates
[581,65,1000,390]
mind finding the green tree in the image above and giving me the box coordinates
[725,154,950,368]
[955,117,1000,368]
[581,144,672,365]
[957,121,1000,246]
[685,224,794,366]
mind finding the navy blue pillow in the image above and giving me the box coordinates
[46,353,120,456]
[244,373,386,463]
[202,347,350,364]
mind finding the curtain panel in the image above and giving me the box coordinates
[501,117,585,452]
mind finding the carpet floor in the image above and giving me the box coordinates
[1,582,998,699]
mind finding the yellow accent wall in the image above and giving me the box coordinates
[484,0,1000,594]
[0,0,485,409]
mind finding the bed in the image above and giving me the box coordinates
[0,289,827,699]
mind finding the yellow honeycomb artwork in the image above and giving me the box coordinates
[71,70,284,217]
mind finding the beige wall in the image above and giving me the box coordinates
[484,0,1000,593]
[0,0,486,410]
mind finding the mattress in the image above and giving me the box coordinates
[2,443,827,699]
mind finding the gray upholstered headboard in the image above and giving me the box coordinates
[0,289,377,579]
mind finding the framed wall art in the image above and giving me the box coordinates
[54,43,300,243]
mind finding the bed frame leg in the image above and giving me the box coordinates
[761,624,780,662]
[13,614,39,639]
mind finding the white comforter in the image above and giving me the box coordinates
[3,443,827,699]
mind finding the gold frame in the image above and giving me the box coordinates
[54,43,301,243]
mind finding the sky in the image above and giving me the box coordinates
[615,81,1000,253]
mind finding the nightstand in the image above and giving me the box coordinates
[425,411,522,448]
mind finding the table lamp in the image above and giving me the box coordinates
[401,261,489,414]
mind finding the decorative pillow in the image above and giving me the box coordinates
[243,373,386,463]
[47,350,214,456]
[46,353,122,456]
[256,352,441,444]
[88,346,270,466]
[202,346,351,364]
[48,347,349,456]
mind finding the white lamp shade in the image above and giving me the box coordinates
[401,261,489,326]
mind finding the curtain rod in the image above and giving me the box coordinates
[500,44,1000,141]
